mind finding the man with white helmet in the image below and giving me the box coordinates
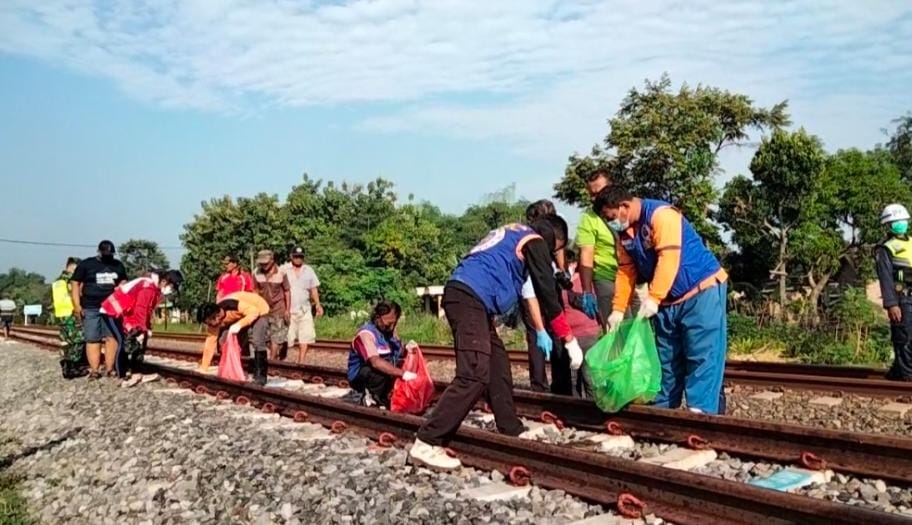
[875,203,912,381]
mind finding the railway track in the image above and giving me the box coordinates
[10,329,912,524]
[15,325,912,398]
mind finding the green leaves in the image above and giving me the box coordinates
[179,175,524,315]
[554,74,789,250]
[119,239,170,279]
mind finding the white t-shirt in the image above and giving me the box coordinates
[280,263,321,313]
[521,263,559,300]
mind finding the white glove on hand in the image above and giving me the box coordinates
[405,340,419,353]
[227,323,242,335]
[637,298,660,319]
[402,371,418,382]
[606,311,625,332]
[565,338,584,370]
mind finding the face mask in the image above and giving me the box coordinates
[161,285,174,296]
[100,254,115,263]
[608,219,628,232]
[892,221,909,236]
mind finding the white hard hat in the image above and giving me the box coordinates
[881,203,911,224]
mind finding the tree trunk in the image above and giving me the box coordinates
[776,229,789,316]
[806,270,831,327]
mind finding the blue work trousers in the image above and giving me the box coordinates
[651,282,727,414]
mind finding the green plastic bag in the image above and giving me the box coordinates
[584,318,661,413]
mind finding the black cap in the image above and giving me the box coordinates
[98,240,116,254]
[290,246,305,257]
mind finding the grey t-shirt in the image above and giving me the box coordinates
[280,263,320,314]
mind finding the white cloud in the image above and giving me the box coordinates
[1,0,910,161]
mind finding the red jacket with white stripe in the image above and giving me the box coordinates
[100,276,162,332]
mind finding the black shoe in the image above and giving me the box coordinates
[253,351,268,386]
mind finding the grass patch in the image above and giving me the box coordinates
[0,465,34,525]
[153,314,528,348]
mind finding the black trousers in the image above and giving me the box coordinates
[417,284,524,446]
[888,299,912,380]
[352,365,395,407]
[521,310,549,392]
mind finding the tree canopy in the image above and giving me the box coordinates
[119,239,170,278]
[180,176,528,315]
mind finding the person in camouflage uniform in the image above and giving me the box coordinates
[53,258,87,378]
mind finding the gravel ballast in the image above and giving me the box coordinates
[0,340,613,524]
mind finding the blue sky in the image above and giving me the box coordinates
[1,1,911,279]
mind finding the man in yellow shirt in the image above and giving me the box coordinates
[595,186,728,415]
[575,169,619,324]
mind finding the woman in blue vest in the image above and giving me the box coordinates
[409,215,584,470]
[348,301,416,407]
[594,186,728,415]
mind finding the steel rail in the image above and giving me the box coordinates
[16,330,912,486]
[12,330,912,524]
[142,362,910,525]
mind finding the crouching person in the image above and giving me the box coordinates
[197,291,270,385]
[100,269,183,386]
[347,301,417,407]
[409,216,584,470]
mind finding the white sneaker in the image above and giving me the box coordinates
[139,373,160,384]
[121,375,143,388]
[361,391,376,407]
[408,439,461,470]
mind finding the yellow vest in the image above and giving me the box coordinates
[884,237,912,285]
[52,279,74,318]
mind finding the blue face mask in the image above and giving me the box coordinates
[892,220,909,236]
[608,220,626,232]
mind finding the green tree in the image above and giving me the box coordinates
[556,75,790,246]
[718,129,827,313]
[0,268,50,316]
[119,239,170,278]
[886,113,912,183]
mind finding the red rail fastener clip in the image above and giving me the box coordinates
[293,411,309,423]
[290,372,304,380]
[216,390,229,400]
[331,421,348,434]
[377,432,397,448]
[194,385,208,395]
[310,376,324,384]
[261,403,277,414]
[444,448,459,458]
[179,381,191,389]
[800,452,827,471]
[166,378,177,385]
[508,466,531,486]
[617,493,646,519]
[540,411,565,430]
[482,403,493,414]
[686,434,710,450]
[235,395,251,406]
[605,421,625,436]
[337,380,350,389]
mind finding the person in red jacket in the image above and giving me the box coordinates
[101,269,183,386]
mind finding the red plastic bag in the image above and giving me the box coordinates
[218,334,247,382]
[390,343,435,414]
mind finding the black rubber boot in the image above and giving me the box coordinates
[253,350,268,386]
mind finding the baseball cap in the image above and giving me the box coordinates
[290,246,305,257]
[98,240,116,254]
[255,250,274,264]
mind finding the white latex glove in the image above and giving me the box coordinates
[606,311,625,332]
[405,340,419,353]
[637,298,660,319]
[565,338,584,370]
[402,371,418,382]
[227,323,242,335]
[136,332,147,345]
